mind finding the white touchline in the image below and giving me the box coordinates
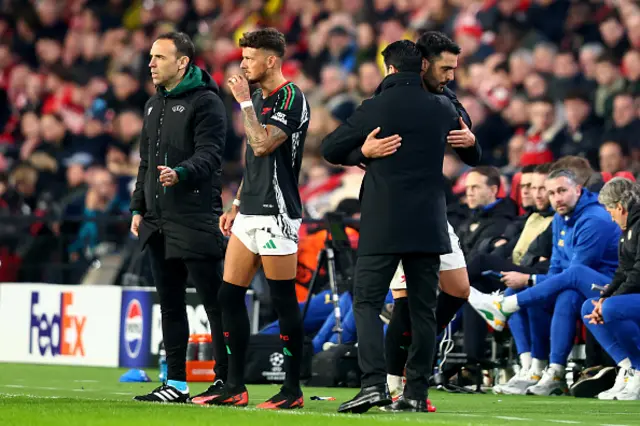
[549,421,581,424]
[494,416,531,421]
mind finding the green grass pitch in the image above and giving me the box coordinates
[0,363,639,425]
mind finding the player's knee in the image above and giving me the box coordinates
[392,289,407,299]
[581,298,597,318]
[440,269,470,299]
[218,281,247,307]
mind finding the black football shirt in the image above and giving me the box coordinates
[239,81,310,219]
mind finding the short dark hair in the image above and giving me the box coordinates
[530,96,554,106]
[557,49,577,61]
[381,40,423,73]
[564,88,591,103]
[547,168,579,186]
[156,32,195,63]
[596,53,617,66]
[471,166,501,189]
[239,28,286,57]
[534,163,553,175]
[551,156,592,185]
[602,139,631,157]
[416,31,461,62]
[522,165,537,174]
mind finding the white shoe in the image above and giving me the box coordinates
[322,342,337,351]
[615,369,640,400]
[500,370,543,395]
[468,291,508,331]
[525,368,568,396]
[598,368,628,400]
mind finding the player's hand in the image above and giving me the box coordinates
[227,74,251,103]
[158,165,179,187]
[220,206,238,237]
[494,238,508,248]
[361,127,402,159]
[130,214,142,237]
[447,118,476,148]
[585,298,605,325]
[500,271,529,289]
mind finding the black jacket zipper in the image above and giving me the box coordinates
[156,97,166,233]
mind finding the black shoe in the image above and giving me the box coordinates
[133,384,189,403]
[570,366,616,398]
[190,379,224,405]
[207,386,249,407]
[381,396,429,413]
[337,384,392,414]
[257,388,304,410]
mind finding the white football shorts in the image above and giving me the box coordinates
[389,221,466,290]
[231,213,301,256]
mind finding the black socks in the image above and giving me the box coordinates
[385,297,411,376]
[218,281,249,391]
[268,278,304,396]
[436,291,467,333]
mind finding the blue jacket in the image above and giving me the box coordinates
[537,189,620,283]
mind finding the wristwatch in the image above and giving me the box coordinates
[527,275,535,287]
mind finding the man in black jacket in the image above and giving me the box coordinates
[129,32,228,403]
[583,177,640,400]
[322,40,460,413]
[360,31,481,404]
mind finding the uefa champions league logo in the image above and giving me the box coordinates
[269,352,284,372]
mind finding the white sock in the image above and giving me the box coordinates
[387,374,403,391]
[519,352,532,372]
[501,295,520,313]
[550,363,565,377]
[531,359,547,375]
[618,358,632,370]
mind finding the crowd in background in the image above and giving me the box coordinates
[0,0,638,284]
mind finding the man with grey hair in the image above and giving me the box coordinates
[472,168,621,396]
[583,177,640,400]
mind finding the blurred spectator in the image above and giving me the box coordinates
[599,140,631,176]
[604,92,640,148]
[317,64,357,123]
[0,0,638,286]
[556,89,603,167]
[521,97,563,166]
[62,167,129,279]
[594,54,627,119]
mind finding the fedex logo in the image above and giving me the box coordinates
[29,292,86,357]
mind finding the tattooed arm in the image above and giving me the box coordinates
[240,107,288,157]
[236,178,243,200]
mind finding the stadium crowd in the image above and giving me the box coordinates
[0,0,639,400]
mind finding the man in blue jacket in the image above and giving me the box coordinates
[472,168,620,396]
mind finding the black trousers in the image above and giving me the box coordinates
[354,253,439,400]
[464,254,537,363]
[147,231,227,382]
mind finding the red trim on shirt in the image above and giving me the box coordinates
[268,80,291,97]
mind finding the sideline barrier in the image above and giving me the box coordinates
[0,283,259,369]
[0,283,122,367]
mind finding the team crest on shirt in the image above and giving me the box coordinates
[469,223,479,232]
[629,229,633,239]
[558,239,564,247]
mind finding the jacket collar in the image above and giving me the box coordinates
[374,72,423,96]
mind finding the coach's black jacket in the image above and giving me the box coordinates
[130,65,226,259]
[322,72,459,256]
[602,202,640,298]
